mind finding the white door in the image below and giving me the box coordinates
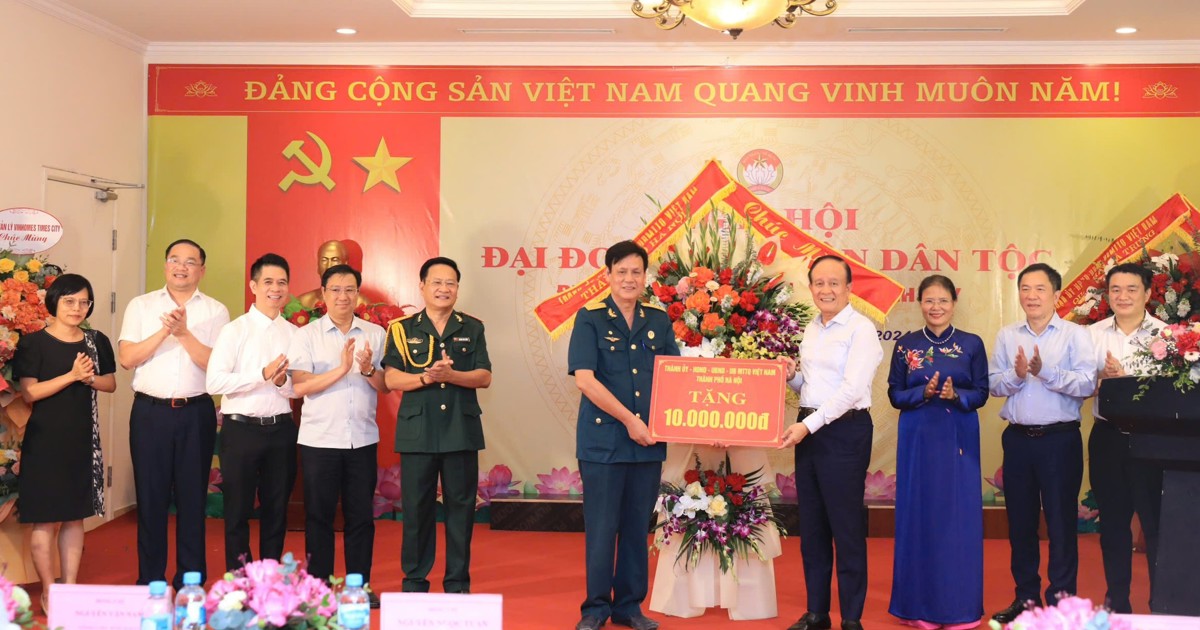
[42,180,117,527]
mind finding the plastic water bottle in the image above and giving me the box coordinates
[174,571,206,629]
[140,581,173,630]
[337,573,370,629]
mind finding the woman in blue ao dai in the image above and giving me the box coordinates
[887,275,988,630]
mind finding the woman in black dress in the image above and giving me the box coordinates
[14,273,115,611]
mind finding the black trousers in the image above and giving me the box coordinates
[300,443,377,583]
[399,450,479,593]
[129,395,217,590]
[578,460,661,622]
[1088,420,1163,613]
[794,409,873,622]
[220,417,298,571]
[1002,424,1083,605]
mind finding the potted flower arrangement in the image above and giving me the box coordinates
[988,596,1130,630]
[654,453,785,574]
[0,576,36,629]
[206,553,342,629]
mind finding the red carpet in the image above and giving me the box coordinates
[37,512,1148,629]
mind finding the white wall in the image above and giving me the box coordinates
[0,0,146,520]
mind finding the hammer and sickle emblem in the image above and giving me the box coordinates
[278,131,335,191]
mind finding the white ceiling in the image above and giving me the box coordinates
[20,0,1200,49]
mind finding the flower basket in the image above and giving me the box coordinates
[206,553,342,629]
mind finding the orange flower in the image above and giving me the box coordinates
[713,285,740,309]
[691,267,715,285]
[700,312,725,334]
[684,290,712,314]
[672,319,691,340]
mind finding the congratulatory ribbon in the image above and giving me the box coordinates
[534,159,904,338]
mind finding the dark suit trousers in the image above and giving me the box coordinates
[300,444,377,583]
[1002,425,1083,605]
[579,460,661,622]
[399,450,479,593]
[1088,420,1163,612]
[220,418,298,571]
[794,409,873,621]
[129,396,217,590]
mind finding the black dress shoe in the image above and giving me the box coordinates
[841,621,864,630]
[575,616,605,630]
[611,613,659,630]
[992,600,1032,624]
[787,612,833,630]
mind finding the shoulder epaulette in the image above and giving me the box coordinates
[642,302,666,312]
[387,314,413,328]
[456,310,484,323]
[585,302,607,311]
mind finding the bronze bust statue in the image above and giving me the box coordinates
[296,240,368,308]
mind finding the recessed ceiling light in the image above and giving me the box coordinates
[336,27,357,35]
[1115,26,1137,34]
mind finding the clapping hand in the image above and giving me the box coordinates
[71,352,95,383]
[339,339,356,373]
[1103,351,1125,378]
[160,307,189,337]
[1029,345,1043,377]
[425,350,455,383]
[262,353,289,386]
[923,371,941,399]
[1015,346,1030,379]
[356,344,374,375]
[939,375,957,401]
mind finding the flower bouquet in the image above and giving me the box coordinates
[987,596,1130,630]
[0,576,35,629]
[645,205,811,360]
[206,553,342,629]
[1131,321,1200,396]
[1070,246,1200,327]
[653,453,785,574]
[0,252,62,394]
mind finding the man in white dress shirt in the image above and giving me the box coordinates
[1087,262,1164,613]
[288,264,386,599]
[780,255,884,630]
[206,253,299,571]
[118,238,230,590]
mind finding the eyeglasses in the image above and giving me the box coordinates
[166,257,202,269]
[60,298,93,309]
[427,280,459,289]
[326,287,359,296]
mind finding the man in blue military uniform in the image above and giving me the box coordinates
[382,257,492,594]
[568,240,680,630]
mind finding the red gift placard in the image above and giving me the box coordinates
[649,356,786,447]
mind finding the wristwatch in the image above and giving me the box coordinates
[419,374,430,386]
[361,366,377,377]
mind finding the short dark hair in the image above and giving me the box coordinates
[1017,262,1062,291]
[807,255,852,284]
[1105,262,1152,291]
[165,239,206,264]
[321,264,361,288]
[604,240,648,271]
[250,253,290,282]
[420,257,461,282]
[46,273,95,318]
[917,274,958,302]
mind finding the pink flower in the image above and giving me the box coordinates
[1150,339,1169,360]
[374,463,403,517]
[674,277,691,296]
[775,472,796,501]
[864,470,897,501]
[249,582,301,627]
[207,467,223,494]
[534,467,583,495]
[1009,596,1133,630]
[477,464,519,505]
[985,466,1004,492]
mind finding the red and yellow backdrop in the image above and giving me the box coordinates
[147,63,1200,506]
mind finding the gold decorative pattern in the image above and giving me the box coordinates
[184,80,217,98]
[1143,82,1179,100]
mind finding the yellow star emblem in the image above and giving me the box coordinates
[352,138,412,192]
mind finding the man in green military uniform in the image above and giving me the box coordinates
[382,257,492,594]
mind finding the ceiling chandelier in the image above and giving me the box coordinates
[632,0,837,39]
